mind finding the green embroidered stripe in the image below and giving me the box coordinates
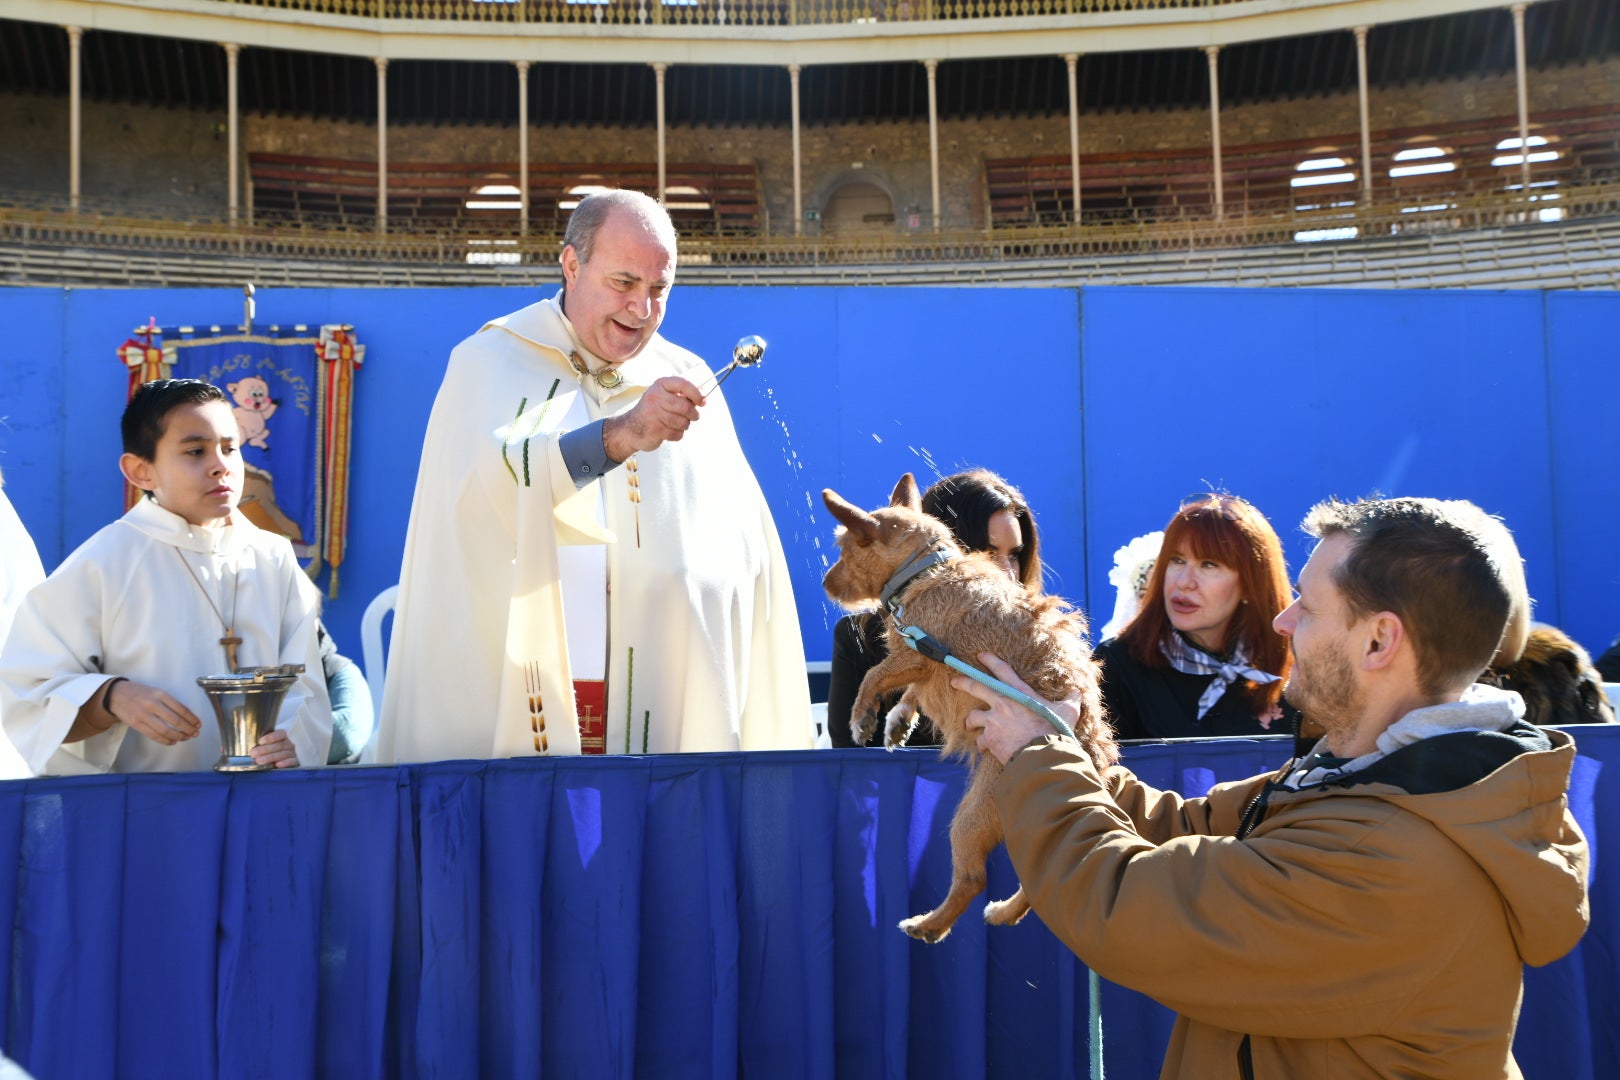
[641,710,650,755]
[520,379,562,488]
[624,646,634,754]
[501,397,528,485]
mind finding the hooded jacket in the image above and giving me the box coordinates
[994,694,1590,1079]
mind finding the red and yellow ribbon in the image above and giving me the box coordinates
[317,326,363,596]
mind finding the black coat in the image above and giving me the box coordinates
[1094,635,1294,741]
[1595,638,1620,684]
[826,612,941,748]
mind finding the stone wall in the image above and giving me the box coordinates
[0,95,229,215]
[2,53,1614,231]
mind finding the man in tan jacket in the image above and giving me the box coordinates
[961,496,1589,1079]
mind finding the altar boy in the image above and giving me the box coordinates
[0,379,331,775]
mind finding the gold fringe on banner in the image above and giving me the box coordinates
[317,326,364,599]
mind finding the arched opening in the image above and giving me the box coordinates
[559,182,614,212]
[466,182,522,212]
[1388,142,1460,232]
[821,181,895,233]
[662,184,712,212]
[1494,135,1564,220]
[465,181,523,264]
[1291,150,1358,242]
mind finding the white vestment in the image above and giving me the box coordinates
[378,293,810,762]
[0,498,332,775]
[0,488,46,652]
[0,488,47,779]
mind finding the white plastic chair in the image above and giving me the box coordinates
[360,584,399,709]
[806,661,833,748]
[809,701,832,749]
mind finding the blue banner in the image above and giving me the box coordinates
[167,334,321,557]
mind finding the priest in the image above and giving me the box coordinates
[377,190,809,761]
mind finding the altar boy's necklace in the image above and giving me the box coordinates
[176,547,243,672]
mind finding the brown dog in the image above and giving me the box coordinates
[822,473,1119,943]
[1480,623,1617,726]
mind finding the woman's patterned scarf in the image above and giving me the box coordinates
[1159,630,1281,721]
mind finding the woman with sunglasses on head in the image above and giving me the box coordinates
[1096,493,1295,740]
[826,469,1042,748]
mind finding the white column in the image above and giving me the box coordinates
[1064,53,1081,225]
[1354,26,1372,204]
[1205,45,1223,218]
[67,26,82,210]
[516,60,531,234]
[1511,3,1531,198]
[653,63,668,203]
[375,57,389,234]
[925,58,940,231]
[224,43,241,223]
[789,64,803,237]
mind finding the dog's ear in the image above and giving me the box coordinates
[1577,672,1616,721]
[823,489,881,546]
[890,473,922,511]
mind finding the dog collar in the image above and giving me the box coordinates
[878,542,956,616]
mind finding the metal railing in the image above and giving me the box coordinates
[4,180,1618,272]
[213,0,1238,28]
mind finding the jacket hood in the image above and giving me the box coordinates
[1313,720,1590,967]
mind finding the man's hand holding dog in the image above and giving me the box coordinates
[604,376,704,461]
[956,653,1085,765]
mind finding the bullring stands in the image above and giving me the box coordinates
[986,105,1620,226]
[4,206,1617,289]
[248,155,766,235]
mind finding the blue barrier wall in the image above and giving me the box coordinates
[1079,285,1564,639]
[1545,292,1620,658]
[0,731,1612,1079]
[0,285,1614,663]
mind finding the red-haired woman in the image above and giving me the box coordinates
[1096,493,1294,739]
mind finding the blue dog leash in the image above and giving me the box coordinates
[890,621,1078,740]
[894,615,1108,1080]
[877,542,1076,740]
[893,618,1105,1079]
[881,546,1102,1079]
